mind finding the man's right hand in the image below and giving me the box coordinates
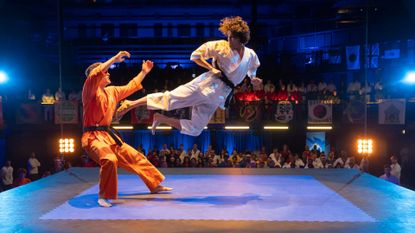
[113,51,131,63]
[210,67,222,76]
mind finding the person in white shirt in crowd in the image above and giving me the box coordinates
[286,80,297,94]
[55,87,66,102]
[320,153,332,168]
[326,80,336,94]
[312,154,325,169]
[294,153,305,168]
[190,144,201,160]
[178,144,187,163]
[27,152,41,181]
[304,156,315,169]
[269,148,282,168]
[282,157,293,168]
[264,80,275,93]
[347,78,361,99]
[344,157,360,170]
[317,80,327,93]
[333,150,348,168]
[253,78,264,92]
[390,155,401,183]
[306,80,318,93]
[160,144,171,157]
[379,164,400,185]
[1,160,13,191]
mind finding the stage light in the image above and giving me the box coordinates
[113,125,133,130]
[264,126,289,130]
[403,71,415,85]
[59,138,75,154]
[147,126,172,130]
[224,126,249,130]
[307,126,333,130]
[357,138,373,155]
[0,71,8,84]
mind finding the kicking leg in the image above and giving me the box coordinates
[115,96,147,121]
[151,113,182,135]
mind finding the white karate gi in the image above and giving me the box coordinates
[147,40,260,136]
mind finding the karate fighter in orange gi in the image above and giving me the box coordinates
[82,51,172,207]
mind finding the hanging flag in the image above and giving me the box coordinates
[274,101,294,123]
[209,108,225,124]
[346,45,360,70]
[131,106,154,124]
[55,101,79,124]
[365,43,379,68]
[343,100,365,124]
[308,100,332,124]
[379,99,405,125]
[239,103,261,122]
[16,103,42,124]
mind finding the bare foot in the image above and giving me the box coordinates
[115,100,133,121]
[151,185,173,194]
[151,113,163,135]
[98,198,112,207]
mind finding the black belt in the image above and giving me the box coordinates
[214,60,235,108]
[83,126,123,146]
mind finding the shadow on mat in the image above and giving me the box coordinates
[68,194,100,209]
[68,193,262,208]
[120,194,262,206]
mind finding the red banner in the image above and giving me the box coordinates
[131,106,154,124]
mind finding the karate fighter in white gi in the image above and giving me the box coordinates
[116,16,262,136]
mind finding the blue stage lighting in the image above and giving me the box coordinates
[403,71,415,84]
[0,71,8,84]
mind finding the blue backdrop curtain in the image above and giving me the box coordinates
[214,130,262,154]
[120,129,271,155]
[120,130,211,154]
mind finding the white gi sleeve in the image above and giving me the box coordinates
[247,50,261,79]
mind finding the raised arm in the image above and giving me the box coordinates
[111,60,154,101]
[190,41,221,76]
[83,51,130,100]
[93,51,130,76]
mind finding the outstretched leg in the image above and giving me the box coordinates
[115,96,147,121]
[151,113,182,135]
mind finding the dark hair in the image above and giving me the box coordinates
[85,62,102,77]
[219,16,250,44]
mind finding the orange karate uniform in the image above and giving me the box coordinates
[81,69,165,199]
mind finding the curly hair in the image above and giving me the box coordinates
[219,16,251,44]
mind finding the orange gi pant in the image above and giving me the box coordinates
[83,139,165,199]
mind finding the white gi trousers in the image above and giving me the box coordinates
[147,73,225,136]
